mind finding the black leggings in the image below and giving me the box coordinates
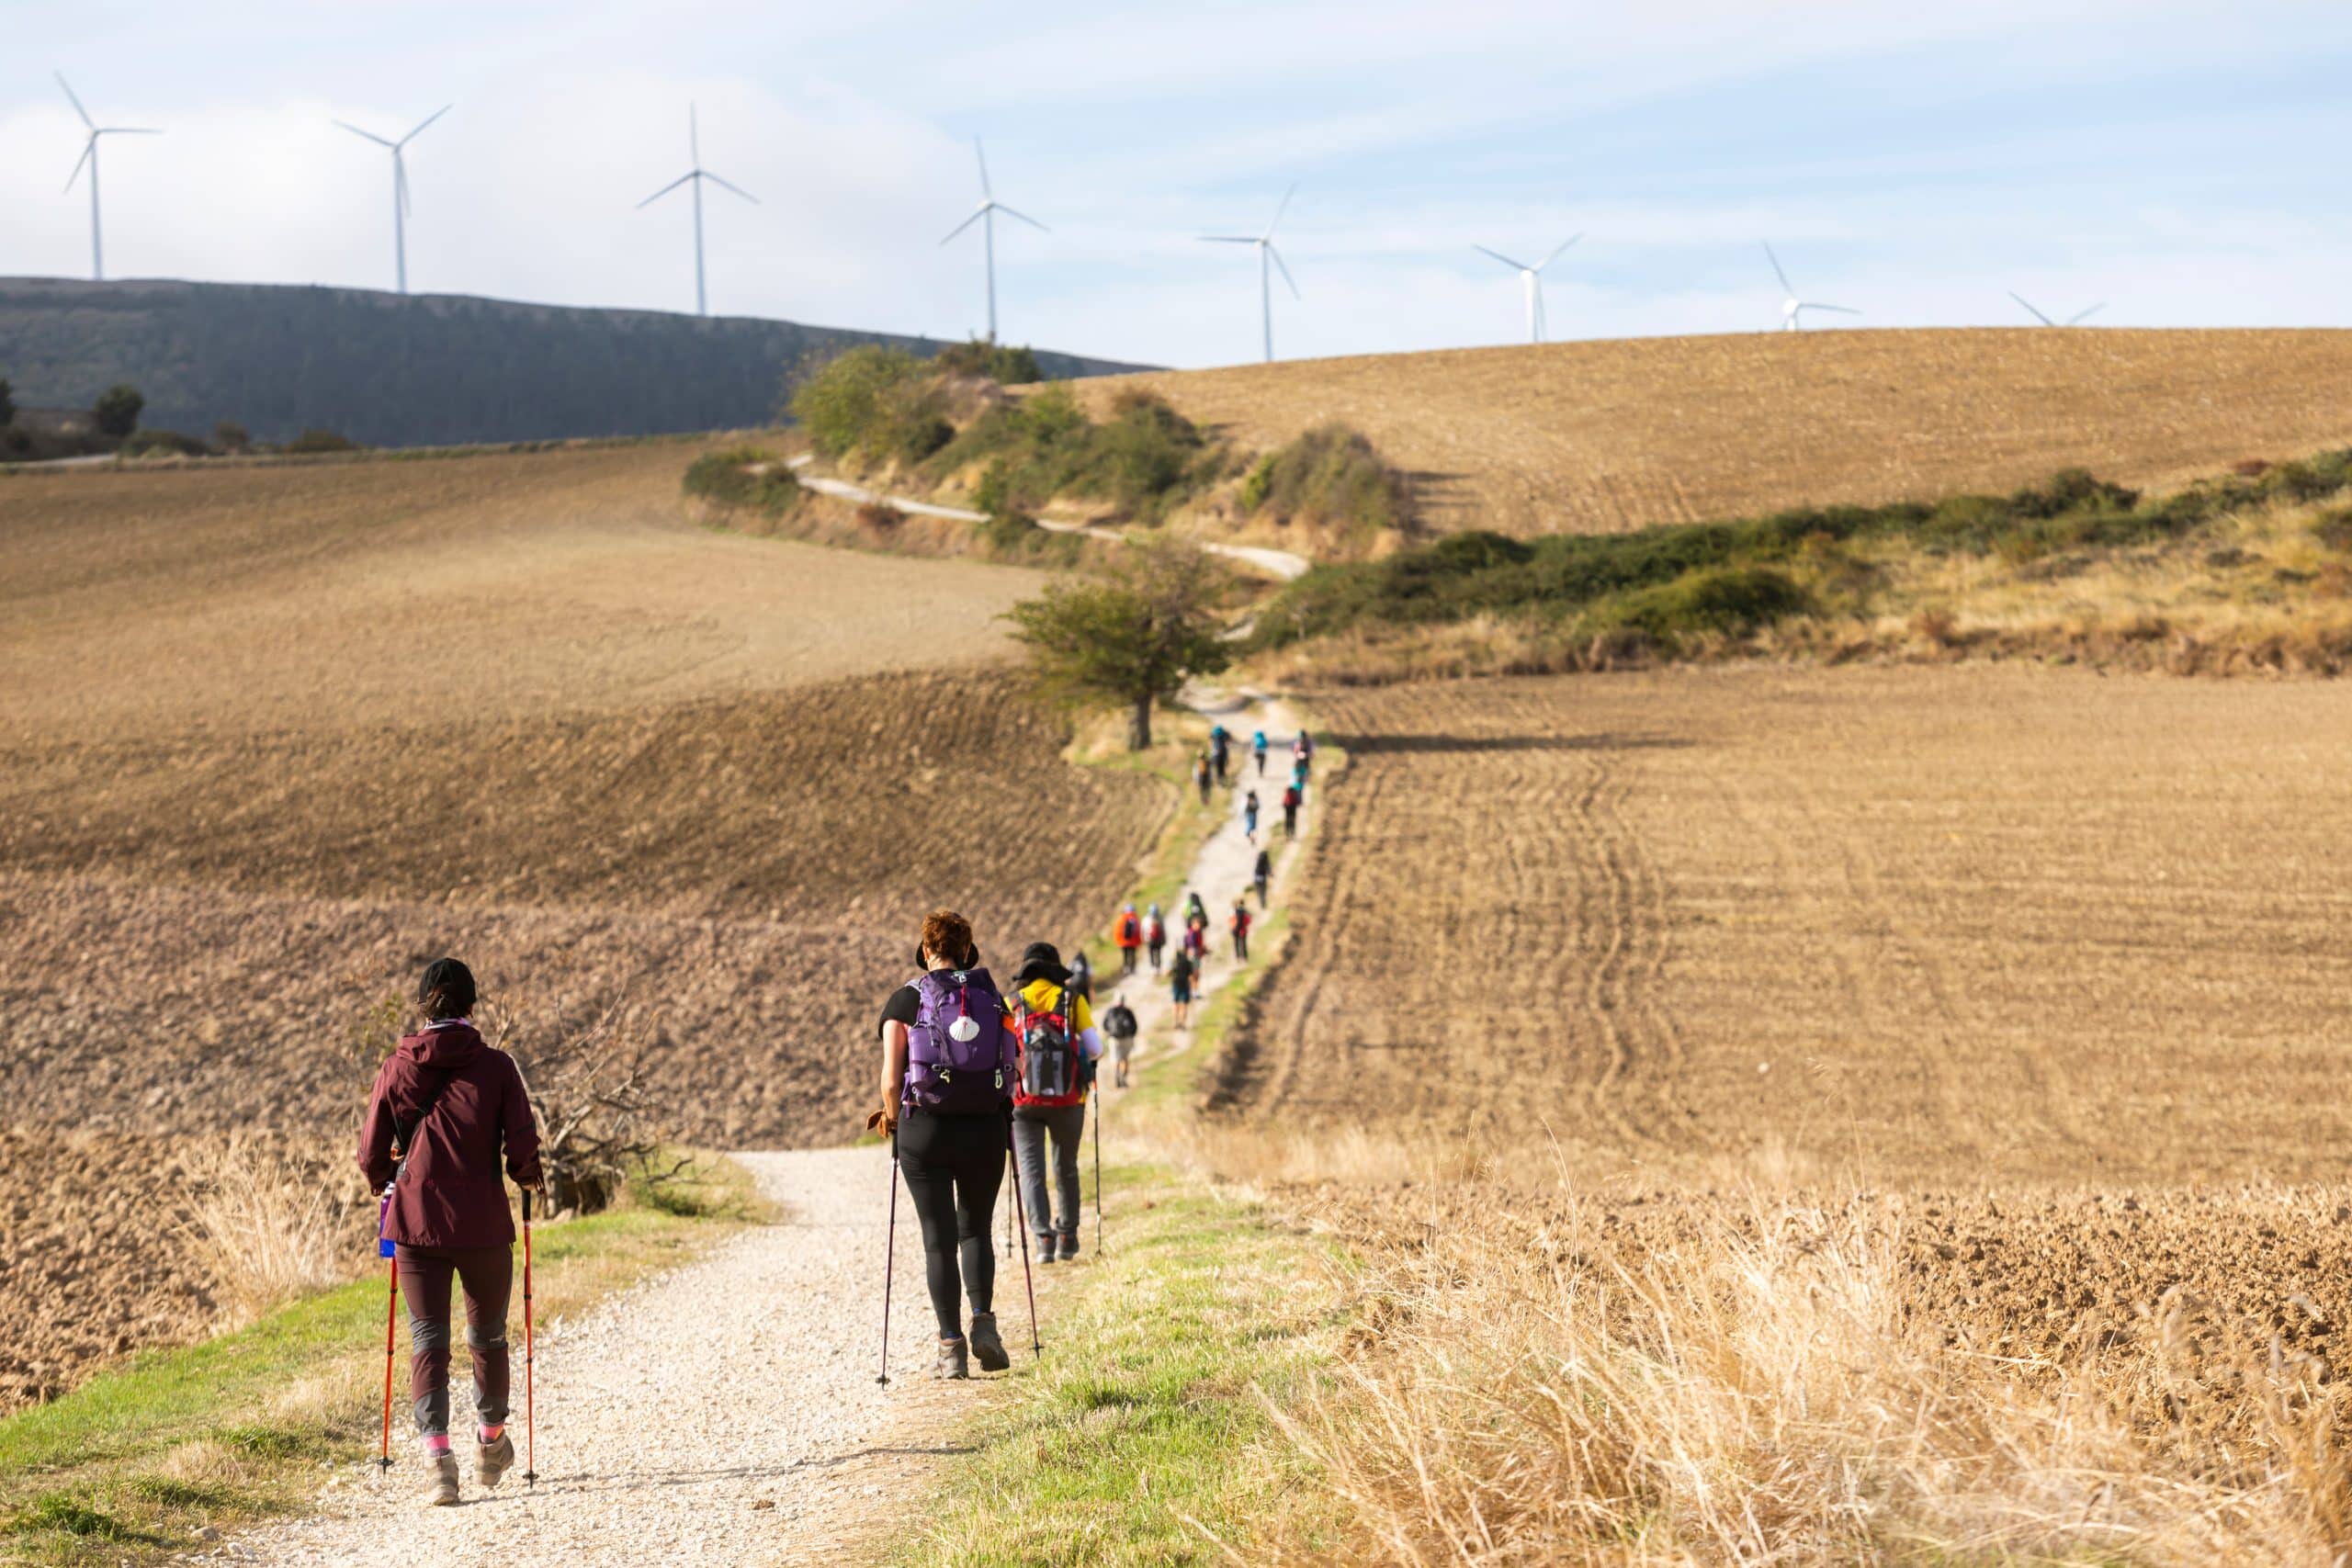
[897,1109,1007,1339]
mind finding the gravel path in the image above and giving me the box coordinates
[209,693,1312,1565]
[220,1149,965,1566]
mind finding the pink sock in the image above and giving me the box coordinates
[480,1424,505,1444]
[424,1434,453,1455]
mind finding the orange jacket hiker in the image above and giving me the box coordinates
[1114,909,1142,949]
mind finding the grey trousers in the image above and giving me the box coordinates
[1012,1102,1085,1240]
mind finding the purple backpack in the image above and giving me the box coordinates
[901,967,1012,1113]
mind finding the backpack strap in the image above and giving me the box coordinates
[390,1070,457,1181]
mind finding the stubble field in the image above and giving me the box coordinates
[0,447,1166,1408]
[1078,328,2352,535]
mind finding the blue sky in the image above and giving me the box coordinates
[4,0,2350,367]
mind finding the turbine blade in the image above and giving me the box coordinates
[105,127,164,135]
[689,103,699,166]
[397,155,411,215]
[974,136,992,199]
[2008,290,2055,327]
[401,104,451,146]
[1472,243,1531,272]
[636,171,695,209]
[63,138,94,193]
[2069,303,2107,326]
[54,73,95,130]
[1536,233,1583,272]
[1263,181,1296,240]
[1268,243,1300,299]
[1763,241,1793,296]
[335,119,396,148]
[1804,303,1861,315]
[941,209,988,244]
[995,203,1048,233]
[1200,235,1257,243]
[703,170,759,204]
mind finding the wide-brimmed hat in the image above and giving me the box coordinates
[1014,941,1070,987]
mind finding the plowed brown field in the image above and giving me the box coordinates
[0,449,1166,1408]
[1076,329,2352,535]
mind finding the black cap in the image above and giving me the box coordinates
[417,956,477,1020]
[1014,942,1069,987]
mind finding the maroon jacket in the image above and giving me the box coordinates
[358,1021,542,1249]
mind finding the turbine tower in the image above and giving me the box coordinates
[333,106,450,296]
[637,105,758,318]
[2009,291,2105,327]
[1201,185,1300,364]
[939,138,1047,344]
[56,73,161,283]
[1473,234,1581,344]
[1763,243,1860,332]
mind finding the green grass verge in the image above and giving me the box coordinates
[892,1164,1346,1567]
[0,1155,762,1564]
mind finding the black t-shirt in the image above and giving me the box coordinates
[879,982,923,1034]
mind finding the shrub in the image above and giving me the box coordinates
[177,1136,368,1326]
[2314,509,2352,553]
[933,338,1043,384]
[787,345,932,460]
[856,501,905,531]
[683,445,801,518]
[212,420,251,453]
[895,413,956,463]
[0,377,14,426]
[1598,566,1812,641]
[284,428,360,453]
[1244,424,1412,534]
[92,382,144,437]
[119,428,209,457]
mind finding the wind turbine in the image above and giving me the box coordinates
[1763,243,1860,332]
[637,105,758,318]
[939,138,1047,344]
[333,106,450,296]
[1201,185,1300,364]
[2009,291,2105,327]
[1473,234,1581,344]
[56,73,161,282]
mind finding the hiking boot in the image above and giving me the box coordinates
[1057,1231,1080,1263]
[424,1449,461,1506]
[476,1430,515,1488]
[1033,1235,1058,1265]
[968,1313,1011,1372]
[933,1337,970,1380]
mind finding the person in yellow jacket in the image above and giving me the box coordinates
[1005,942,1102,1263]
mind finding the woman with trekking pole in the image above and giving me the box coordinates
[869,910,1026,1380]
[357,958,543,1507]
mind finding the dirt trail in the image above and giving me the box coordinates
[214,689,1312,1563]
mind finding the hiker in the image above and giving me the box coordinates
[1210,723,1232,784]
[1170,946,1196,1029]
[1113,904,1143,976]
[1243,789,1261,842]
[1182,912,1208,967]
[1291,760,1308,801]
[1069,949,1095,1006]
[1193,752,1213,807]
[1102,992,1140,1089]
[1295,730,1315,765]
[357,957,542,1506]
[872,909,1016,1381]
[1145,903,1167,973]
[1282,783,1301,838]
[1251,728,1269,776]
[1253,846,1272,908]
[1008,942,1102,1264]
[1229,897,1253,961]
[1184,889,1208,931]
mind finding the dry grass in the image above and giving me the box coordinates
[175,1138,371,1328]
[1282,1179,2352,1565]
[1074,329,2352,536]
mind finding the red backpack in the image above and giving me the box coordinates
[1012,986,1086,1109]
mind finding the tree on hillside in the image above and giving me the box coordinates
[0,378,15,427]
[1006,539,1234,750]
[93,383,144,437]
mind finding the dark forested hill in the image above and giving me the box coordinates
[0,277,1149,447]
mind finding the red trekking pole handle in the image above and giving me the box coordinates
[521,1188,537,1488]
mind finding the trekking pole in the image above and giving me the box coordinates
[521,1190,537,1488]
[376,1251,399,1474]
[1007,1120,1042,1358]
[1092,1095,1104,1257]
[877,1131,899,1388]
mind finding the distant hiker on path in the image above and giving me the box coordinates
[1114,905,1143,976]
[1229,897,1253,961]
[1282,783,1301,838]
[1182,913,1208,969]
[871,910,1015,1381]
[358,957,543,1506]
[1252,728,1269,776]
[1254,846,1272,908]
[1069,949,1094,1006]
[1193,752,1213,806]
[1145,903,1167,973]
[1170,948,1197,1029]
[1211,724,1232,784]
[1184,890,1208,931]
[1102,992,1140,1089]
[1009,943,1102,1264]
